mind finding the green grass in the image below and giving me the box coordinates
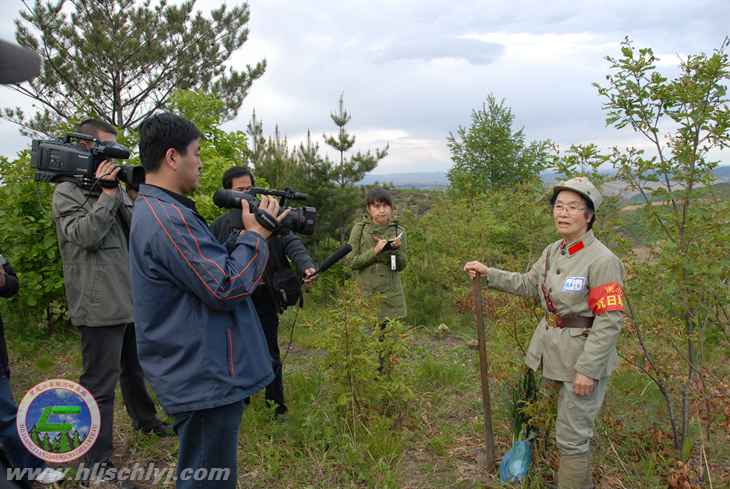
[3,294,728,488]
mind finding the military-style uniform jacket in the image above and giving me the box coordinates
[348,218,407,321]
[485,231,624,382]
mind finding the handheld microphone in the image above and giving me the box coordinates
[314,244,352,276]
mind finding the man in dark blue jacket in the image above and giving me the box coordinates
[129,113,282,489]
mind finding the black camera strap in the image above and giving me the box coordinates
[254,208,279,232]
[97,179,119,189]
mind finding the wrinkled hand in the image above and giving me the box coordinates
[242,196,288,240]
[96,160,120,196]
[372,236,388,255]
[573,373,596,396]
[302,267,317,286]
[390,237,401,250]
[463,261,488,280]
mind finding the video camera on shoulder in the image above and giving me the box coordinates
[30,132,145,189]
[213,187,317,236]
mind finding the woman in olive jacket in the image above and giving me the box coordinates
[348,188,407,321]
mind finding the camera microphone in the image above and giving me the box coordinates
[213,189,245,209]
[314,244,352,276]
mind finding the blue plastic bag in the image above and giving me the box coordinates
[499,439,532,483]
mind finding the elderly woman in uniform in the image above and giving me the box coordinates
[464,177,625,489]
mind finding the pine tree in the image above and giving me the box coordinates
[294,131,341,249]
[246,109,267,167]
[447,94,551,196]
[255,125,297,189]
[57,432,72,453]
[323,94,356,188]
[51,433,62,452]
[71,430,82,449]
[30,426,42,448]
[40,433,51,452]
[6,0,265,134]
[322,94,388,242]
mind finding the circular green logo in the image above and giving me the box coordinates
[17,379,100,463]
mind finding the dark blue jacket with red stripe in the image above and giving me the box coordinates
[129,184,274,414]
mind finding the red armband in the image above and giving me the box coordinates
[588,282,625,315]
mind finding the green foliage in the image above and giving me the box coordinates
[0,89,251,329]
[246,97,388,252]
[447,94,552,196]
[2,31,729,487]
[595,36,730,454]
[169,89,252,222]
[8,0,264,133]
[552,143,610,185]
[0,152,66,328]
[508,368,538,442]
[401,183,553,328]
[317,280,413,423]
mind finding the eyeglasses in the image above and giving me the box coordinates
[553,204,586,214]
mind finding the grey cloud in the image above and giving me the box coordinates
[230,0,728,172]
[2,0,729,170]
[375,37,504,65]
[0,0,25,41]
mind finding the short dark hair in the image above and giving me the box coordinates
[550,192,596,230]
[77,118,117,138]
[366,188,393,208]
[138,112,201,172]
[222,166,255,189]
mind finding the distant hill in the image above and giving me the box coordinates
[363,165,730,190]
[360,172,449,189]
[715,165,730,179]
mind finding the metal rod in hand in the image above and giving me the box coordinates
[472,278,496,471]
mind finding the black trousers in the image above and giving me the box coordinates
[79,323,160,463]
[252,289,286,413]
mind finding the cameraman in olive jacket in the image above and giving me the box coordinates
[52,119,169,476]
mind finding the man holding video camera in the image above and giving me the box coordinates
[51,119,171,480]
[130,113,286,489]
[210,167,317,417]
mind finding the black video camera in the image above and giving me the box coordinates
[31,132,145,189]
[213,187,317,235]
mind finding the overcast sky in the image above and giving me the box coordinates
[1,0,728,173]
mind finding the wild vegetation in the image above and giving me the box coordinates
[0,2,728,487]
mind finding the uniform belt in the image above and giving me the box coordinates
[546,314,594,329]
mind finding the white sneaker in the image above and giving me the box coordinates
[36,467,65,484]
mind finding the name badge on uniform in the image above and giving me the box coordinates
[562,276,586,292]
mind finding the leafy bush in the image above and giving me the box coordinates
[401,183,553,329]
[316,280,414,423]
[0,153,66,329]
